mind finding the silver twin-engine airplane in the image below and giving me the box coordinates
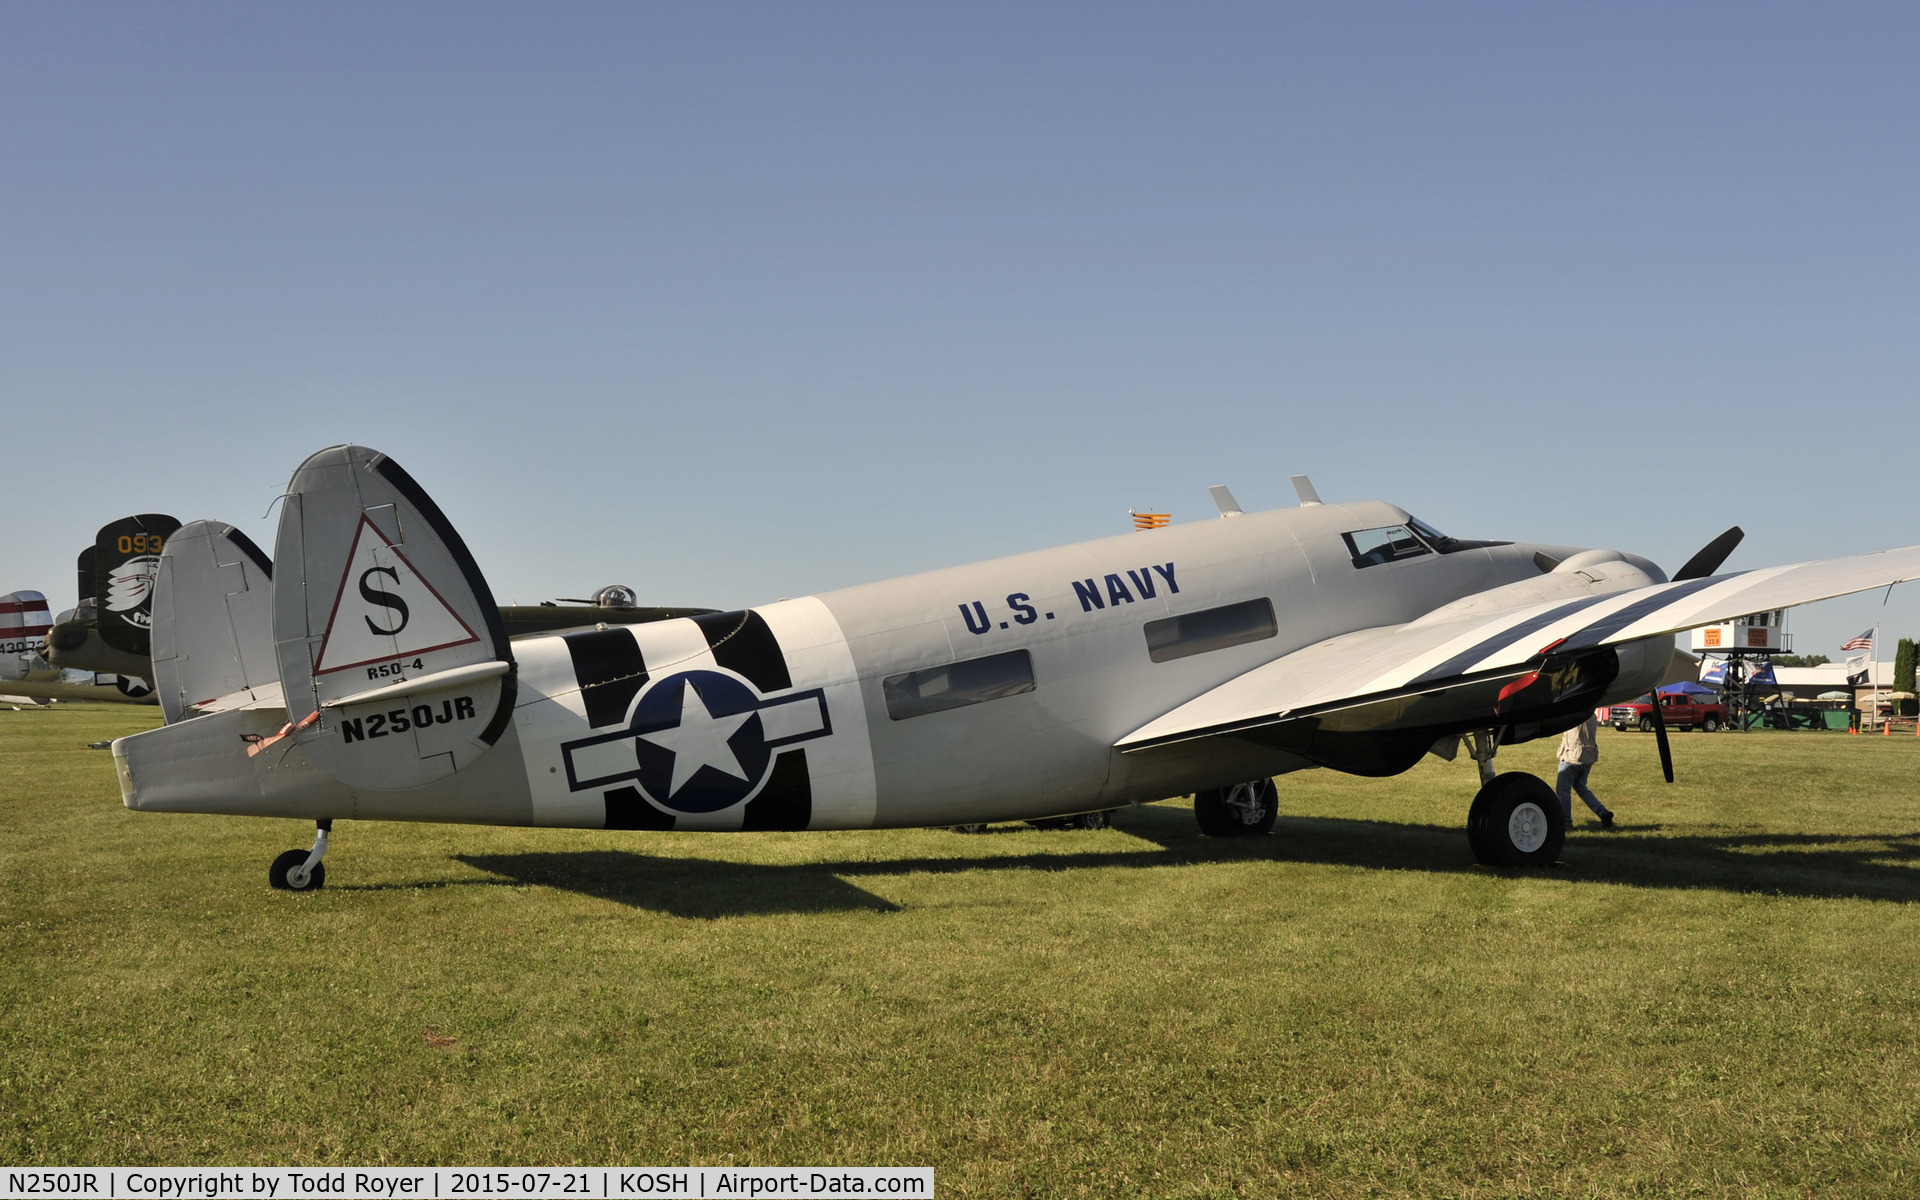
[113,445,1920,890]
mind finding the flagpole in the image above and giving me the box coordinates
[1874,622,1882,730]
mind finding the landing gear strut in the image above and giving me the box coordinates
[269,820,332,892]
[1194,778,1277,837]
[1462,732,1562,867]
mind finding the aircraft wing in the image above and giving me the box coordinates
[1118,543,1920,751]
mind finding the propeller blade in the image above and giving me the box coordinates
[1648,691,1675,784]
[1673,526,1745,581]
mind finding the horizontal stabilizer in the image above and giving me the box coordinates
[319,659,510,708]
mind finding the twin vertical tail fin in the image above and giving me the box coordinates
[93,514,182,658]
[150,522,277,723]
[270,445,516,790]
[1,590,54,679]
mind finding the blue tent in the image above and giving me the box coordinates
[1658,680,1718,696]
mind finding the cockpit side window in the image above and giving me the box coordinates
[1342,524,1431,568]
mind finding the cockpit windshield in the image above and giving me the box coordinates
[1343,525,1431,568]
[1407,517,1455,549]
[1343,515,1503,568]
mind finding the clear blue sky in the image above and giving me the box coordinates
[5,3,1916,659]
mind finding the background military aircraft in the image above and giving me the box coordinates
[113,445,1920,891]
[1,588,156,706]
[41,514,717,688]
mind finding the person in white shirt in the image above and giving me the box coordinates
[1556,716,1615,829]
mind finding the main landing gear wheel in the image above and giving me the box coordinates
[1194,778,1277,837]
[1466,772,1564,868]
[269,820,332,891]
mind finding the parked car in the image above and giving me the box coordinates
[1610,691,1726,732]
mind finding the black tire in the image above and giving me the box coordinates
[1079,810,1113,831]
[1466,772,1564,867]
[948,824,989,835]
[1638,716,1654,733]
[1702,715,1721,733]
[268,849,326,892]
[1194,778,1277,837]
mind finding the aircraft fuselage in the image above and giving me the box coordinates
[116,500,1669,830]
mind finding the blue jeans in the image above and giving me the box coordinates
[1555,762,1609,823]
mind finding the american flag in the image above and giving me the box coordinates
[1841,628,1875,651]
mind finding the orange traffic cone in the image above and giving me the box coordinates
[1885,719,1892,736]
[1850,722,1858,735]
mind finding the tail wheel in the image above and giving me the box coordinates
[1467,772,1564,867]
[268,849,326,891]
[1194,778,1277,837]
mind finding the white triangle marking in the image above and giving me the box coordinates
[313,516,480,676]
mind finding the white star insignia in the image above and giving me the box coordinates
[637,679,754,799]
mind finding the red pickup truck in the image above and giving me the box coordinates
[1609,692,1727,733]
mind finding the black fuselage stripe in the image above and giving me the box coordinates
[694,609,792,693]
[1411,599,1602,685]
[1555,576,1726,650]
[564,626,649,728]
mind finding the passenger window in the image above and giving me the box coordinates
[884,649,1036,721]
[1342,525,1432,568]
[1144,598,1278,663]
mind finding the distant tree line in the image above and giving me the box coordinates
[1773,654,1830,668]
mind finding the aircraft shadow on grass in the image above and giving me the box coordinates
[449,851,904,919]
[436,802,1920,917]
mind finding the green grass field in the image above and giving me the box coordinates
[5,704,1920,1197]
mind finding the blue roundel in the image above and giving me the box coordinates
[629,670,772,813]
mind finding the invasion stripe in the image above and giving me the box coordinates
[563,626,648,729]
[1552,576,1728,651]
[1406,599,1606,686]
[1593,564,1797,644]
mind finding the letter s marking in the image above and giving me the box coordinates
[359,566,411,636]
